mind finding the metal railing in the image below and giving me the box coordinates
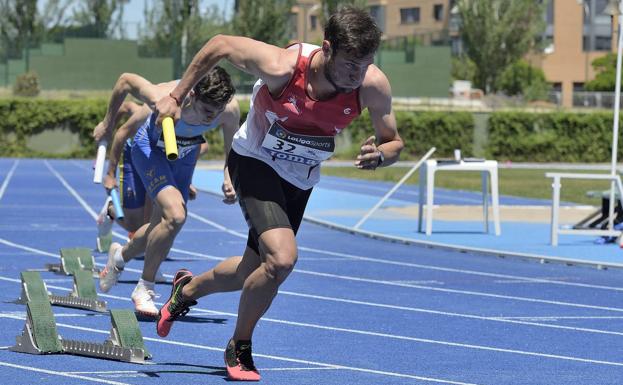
[573,91,623,108]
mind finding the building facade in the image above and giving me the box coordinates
[290,0,617,108]
[533,0,615,107]
[290,0,453,43]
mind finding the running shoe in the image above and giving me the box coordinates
[131,283,159,318]
[96,197,113,252]
[224,339,260,381]
[156,269,196,337]
[99,242,123,293]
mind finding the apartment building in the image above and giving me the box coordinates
[290,0,453,43]
[290,0,613,108]
[531,0,615,107]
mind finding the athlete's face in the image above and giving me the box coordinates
[181,93,226,125]
[324,43,374,93]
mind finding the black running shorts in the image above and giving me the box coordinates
[227,150,312,254]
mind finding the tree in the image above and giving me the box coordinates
[496,60,550,101]
[232,0,294,46]
[140,1,230,77]
[586,53,618,91]
[457,0,545,93]
[0,0,40,72]
[72,0,120,38]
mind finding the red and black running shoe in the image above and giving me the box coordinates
[156,269,197,337]
[224,339,261,381]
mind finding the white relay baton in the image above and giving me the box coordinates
[93,140,107,184]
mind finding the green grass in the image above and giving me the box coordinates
[320,167,613,205]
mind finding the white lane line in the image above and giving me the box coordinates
[2,305,622,373]
[56,160,623,294]
[294,268,623,313]
[493,316,623,321]
[188,211,623,293]
[0,238,623,312]
[44,160,98,219]
[3,236,623,318]
[261,367,342,371]
[67,367,341,374]
[2,263,623,341]
[0,314,477,385]
[278,290,623,337]
[45,161,223,263]
[0,361,133,385]
[0,160,19,202]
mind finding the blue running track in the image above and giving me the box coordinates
[0,158,622,385]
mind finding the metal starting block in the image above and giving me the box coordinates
[45,248,99,276]
[11,300,150,364]
[18,271,107,313]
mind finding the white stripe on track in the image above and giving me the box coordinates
[187,211,623,293]
[4,234,623,316]
[294,268,623,313]
[0,313,478,385]
[2,238,623,337]
[0,361,133,385]
[0,160,19,202]
[57,160,623,294]
[1,274,622,370]
[2,302,623,375]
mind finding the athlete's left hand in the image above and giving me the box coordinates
[355,136,381,170]
[189,184,198,200]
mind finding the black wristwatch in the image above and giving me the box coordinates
[377,149,385,167]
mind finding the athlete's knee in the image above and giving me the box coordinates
[161,204,187,232]
[263,250,297,283]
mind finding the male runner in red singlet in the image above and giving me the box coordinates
[154,7,403,381]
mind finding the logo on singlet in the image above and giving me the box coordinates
[145,168,155,178]
[287,95,302,115]
[343,108,352,115]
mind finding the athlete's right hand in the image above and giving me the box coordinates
[103,174,117,192]
[222,181,237,205]
[155,94,180,126]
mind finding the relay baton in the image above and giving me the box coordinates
[109,188,124,220]
[162,117,178,161]
[93,140,107,183]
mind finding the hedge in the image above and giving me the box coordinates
[0,99,106,158]
[340,109,474,159]
[486,111,618,162]
[0,98,474,160]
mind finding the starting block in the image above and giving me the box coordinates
[11,299,150,364]
[45,248,99,276]
[19,271,107,313]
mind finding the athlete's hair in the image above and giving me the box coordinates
[193,65,235,107]
[324,6,381,58]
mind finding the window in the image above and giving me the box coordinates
[400,7,420,24]
[434,4,444,21]
[310,15,317,31]
[573,82,585,92]
[583,0,612,51]
[369,5,386,32]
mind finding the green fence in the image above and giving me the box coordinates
[376,46,451,98]
[1,39,172,89]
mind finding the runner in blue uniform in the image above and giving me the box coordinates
[93,68,238,316]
